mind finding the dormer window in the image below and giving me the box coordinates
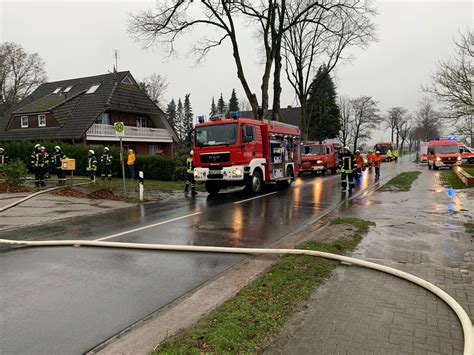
[122,75,133,85]
[136,117,147,128]
[63,86,73,93]
[53,87,61,94]
[21,116,29,128]
[38,114,46,127]
[86,84,100,94]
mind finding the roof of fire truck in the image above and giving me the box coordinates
[196,115,301,136]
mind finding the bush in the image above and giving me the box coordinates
[0,159,28,185]
[2,142,177,181]
[135,155,176,181]
[174,166,188,181]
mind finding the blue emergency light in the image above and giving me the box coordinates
[447,135,457,141]
[230,111,240,119]
[198,115,205,123]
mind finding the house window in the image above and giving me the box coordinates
[21,116,29,128]
[149,144,163,155]
[63,86,73,93]
[122,75,133,85]
[136,117,148,128]
[53,87,61,94]
[38,114,46,127]
[86,84,100,94]
[95,112,111,125]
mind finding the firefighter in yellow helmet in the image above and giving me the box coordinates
[184,150,197,195]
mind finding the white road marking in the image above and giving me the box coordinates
[233,191,278,204]
[95,211,202,241]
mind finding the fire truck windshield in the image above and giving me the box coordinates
[195,123,238,147]
[375,144,391,154]
[434,144,459,154]
[301,145,323,155]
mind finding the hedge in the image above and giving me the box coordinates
[1,141,181,181]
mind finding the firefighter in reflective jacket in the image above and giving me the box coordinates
[52,146,67,185]
[184,150,197,195]
[100,147,113,180]
[373,151,383,179]
[31,145,46,187]
[0,148,9,165]
[339,146,356,192]
[87,150,98,182]
[354,150,364,180]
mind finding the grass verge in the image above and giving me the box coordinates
[439,170,470,190]
[154,217,375,354]
[463,167,474,176]
[381,171,421,191]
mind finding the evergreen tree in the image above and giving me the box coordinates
[228,88,240,113]
[217,93,227,114]
[307,66,341,141]
[209,97,217,117]
[166,99,177,134]
[183,93,194,139]
[176,98,184,141]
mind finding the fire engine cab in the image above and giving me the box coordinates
[193,114,301,195]
[299,141,341,176]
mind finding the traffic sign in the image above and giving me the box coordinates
[114,122,125,136]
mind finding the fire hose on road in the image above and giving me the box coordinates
[1,238,472,355]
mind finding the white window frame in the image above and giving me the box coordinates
[136,117,148,128]
[53,87,61,94]
[86,84,100,94]
[38,114,46,127]
[21,116,29,128]
[63,86,73,93]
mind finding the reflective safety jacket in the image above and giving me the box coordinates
[394,150,400,157]
[373,155,382,168]
[52,151,66,168]
[100,152,113,166]
[186,157,194,174]
[386,149,393,158]
[355,154,364,168]
[339,152,356,173]
[31,152,46,168]
[87,155,98,171]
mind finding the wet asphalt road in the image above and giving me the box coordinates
[0,158,412,354]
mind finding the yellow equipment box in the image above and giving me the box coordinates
[61,158,76,171]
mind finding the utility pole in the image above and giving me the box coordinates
[112,49,120,71]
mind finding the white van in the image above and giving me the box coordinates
[419,142,428,163]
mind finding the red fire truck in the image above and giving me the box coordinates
[458,142,474,164]
[299,142,341,176]
[374,142,395,162]
[193,115,301,195]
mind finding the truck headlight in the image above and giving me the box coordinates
[234,168,243,176]
[457,156,461,161]
[436,157,441,161]
[194,170,198,177]
[316,160,323,164]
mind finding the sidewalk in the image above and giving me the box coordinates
[267,169,473,354]
[0,192,133,231]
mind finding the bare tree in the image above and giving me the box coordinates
[239,97,251,111]
[384,107,408,148]
[415,98,441,142]
[283,2,376,131]
[138,73,169,109]
[349,96,379,152]
[0,42,47,115]
[398,116,412,153]
[423,30,473,145]
[337,95,354,147]
[128,0,375,120]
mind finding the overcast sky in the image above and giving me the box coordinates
[1,0,472,144]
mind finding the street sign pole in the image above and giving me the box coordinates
[119,137,127,197]
[114,122,127,197]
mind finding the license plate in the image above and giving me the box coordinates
[208,170,222,175]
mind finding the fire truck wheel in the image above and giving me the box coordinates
[205,181,221,195]
[249,170,263,194]
[278,167,294,189]
[321,166,327,176]
[469,158,474,164]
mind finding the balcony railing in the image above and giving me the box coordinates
[86,124,173,142]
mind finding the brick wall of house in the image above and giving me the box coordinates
[109,111,156,128]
